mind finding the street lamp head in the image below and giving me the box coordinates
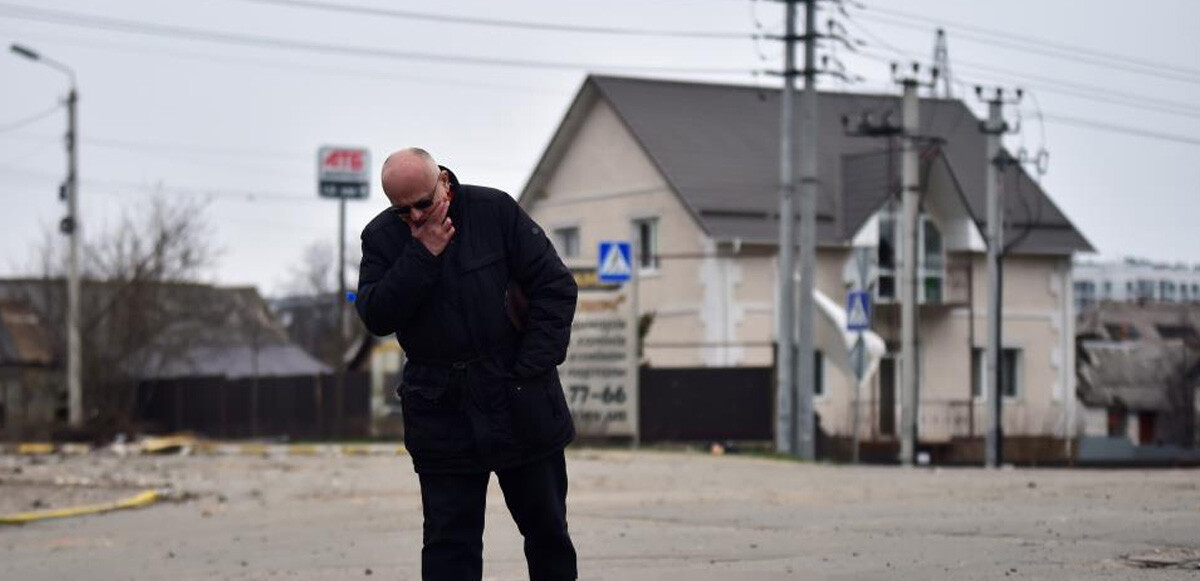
[10,43,40,61]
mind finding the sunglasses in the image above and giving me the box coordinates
[389,174,442,218]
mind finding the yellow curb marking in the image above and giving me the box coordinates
[0,490,160,526]
[17,443,54,455]
[239,444,269,456]
[60,443,92,455]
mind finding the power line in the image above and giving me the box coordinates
[856,48,1200,121]
[0,132,307,160]
[0,103,63,133]
[1032,112,1200,147]
[855,3,1200,84]
[0,3,752,75]
[841,11,1200,118]
[236,0,755,40]
[0,27,564,95]
[841,49,1199,147]
[1,166,324,202]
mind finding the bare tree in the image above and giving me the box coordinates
[287,240,336,298]
[276,239,364,368]
[25,193,221,437]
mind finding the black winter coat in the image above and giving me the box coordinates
[355,168,578,473]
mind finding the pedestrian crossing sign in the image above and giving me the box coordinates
[846,290,871,332]
[597,241,633,283]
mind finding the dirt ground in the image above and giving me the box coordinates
[1,448,1198,580]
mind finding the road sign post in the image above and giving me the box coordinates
[848,247,873,463]
[594,241,638,446]
[317,145,370,438]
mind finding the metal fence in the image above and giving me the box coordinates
[136,372,370,440]
[638,366,774,442]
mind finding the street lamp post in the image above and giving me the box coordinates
[11,43,83,429]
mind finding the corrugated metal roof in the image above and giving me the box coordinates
[137,344,330,381]
[0,300,54,367]
[539,75,1091,254]
[1077,341,1193,412]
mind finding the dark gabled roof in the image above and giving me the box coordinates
[526,75,1091,255]
[0,278,329,379]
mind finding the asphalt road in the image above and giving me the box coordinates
[2,449,1198,580]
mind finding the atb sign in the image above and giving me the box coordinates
[318,146,371,199]
[597,241,633,284]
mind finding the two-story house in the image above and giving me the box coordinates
[519,75,1092,453]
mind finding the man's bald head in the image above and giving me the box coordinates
[381,147,440,202]
[380,147,451,226]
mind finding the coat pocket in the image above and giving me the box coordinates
[397,382,454,455]
[458,250,505,273]
[506,373,567,449]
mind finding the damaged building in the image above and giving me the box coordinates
[1076,302,1200,461]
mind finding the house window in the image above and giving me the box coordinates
[1107,408,1127,437]
[1160,280,1177,302]
[633,217,659,271]
[1102,281,1113,299]
[877,212,897,301]
[1135,279,1155,301]
[971,347,1021,399]
[552,226,580,258]
[813,350,825,397]
[920,217,944,303]
[875,209,944,304]
[1137,412,1157,445]
[1074,281,1096,311]
[877,211,896,301]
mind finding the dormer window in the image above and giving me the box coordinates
[876,206,945,304]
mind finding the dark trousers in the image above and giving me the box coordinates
[418,450,577,581]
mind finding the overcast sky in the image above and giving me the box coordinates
[3,0,1198,296]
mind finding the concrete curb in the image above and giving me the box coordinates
[0,489,161,526]
[0,441,406,457]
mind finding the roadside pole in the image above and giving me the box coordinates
[317,146,371,439]
[898,75,919,467]
[335,192,347,437]
[631,241,641,449]
[849,247,872,464]
[977,87,1021,467]
[773,0,798,456]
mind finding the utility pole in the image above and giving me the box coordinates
[335,195,347,438]
[769,0,853,458]
[978,86,1021,468]
[898,73,920,467]
[892,62,936,463]
[65,84,80,429]
[893,63,937,466]
[794,0,818,461]
[774,0,798,456]
[10,44,82,428]
[843,62,938,466]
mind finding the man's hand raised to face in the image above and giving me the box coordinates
[410,198,455,256]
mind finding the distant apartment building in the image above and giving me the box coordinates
[1073,258,1200,312]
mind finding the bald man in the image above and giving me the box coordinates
[356,148,578,580]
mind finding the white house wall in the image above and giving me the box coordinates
[526,98,713,368]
